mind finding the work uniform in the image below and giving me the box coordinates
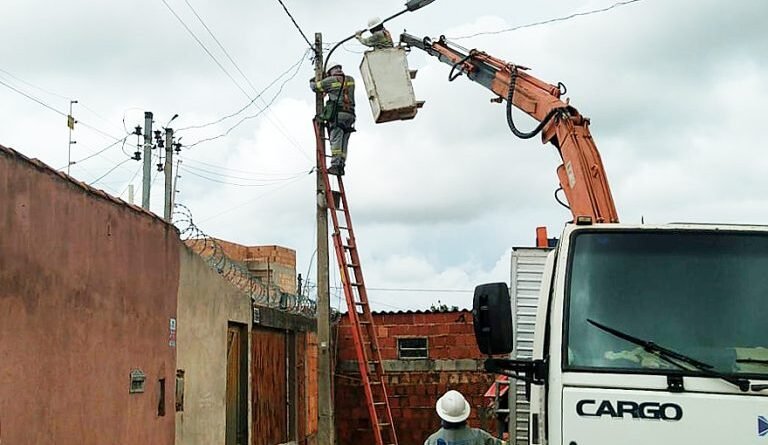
[424,426,505,445]
[356,28,394,49]
[310,74,356,171]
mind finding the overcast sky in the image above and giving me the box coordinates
[1,0,766,311]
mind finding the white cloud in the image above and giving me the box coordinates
[2,0,767,311]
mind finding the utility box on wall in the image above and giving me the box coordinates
[360,47,423,123]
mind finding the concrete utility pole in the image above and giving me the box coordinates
[171,158,181,217]
[142,111,153,210]
[66,100,78,175]
[314,32,335,445]
[164,127,174,222]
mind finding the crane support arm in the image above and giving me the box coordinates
[400,33,619,223]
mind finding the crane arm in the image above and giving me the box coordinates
[400,33,619,223]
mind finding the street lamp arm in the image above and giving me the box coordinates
[322,0,437,74]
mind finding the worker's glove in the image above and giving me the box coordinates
[355,31,363,38]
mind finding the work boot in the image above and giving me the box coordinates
[327,164,343,176]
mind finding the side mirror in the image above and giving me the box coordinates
[472,282,513,355]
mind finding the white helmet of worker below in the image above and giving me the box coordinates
[368,17,383,29]
[435,390,471,423]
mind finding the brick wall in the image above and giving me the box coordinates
[334,310,496,445]
[187,240,298,294]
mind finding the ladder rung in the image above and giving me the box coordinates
[351,282,363,287]
[354,301,368,306]
[338,226,349,230]
[378,423,391,428]
[373,401,386,406]
[359,320,371,324]
[346,263,359,267]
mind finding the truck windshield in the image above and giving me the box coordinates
[565,230,768,378]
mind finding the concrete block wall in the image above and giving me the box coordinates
[334,310,496,445]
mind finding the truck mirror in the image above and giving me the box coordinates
[472,282,513,355]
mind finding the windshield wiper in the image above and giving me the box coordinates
[587,319,751,392]
[736,358,768,365]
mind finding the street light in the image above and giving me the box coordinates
[322,0,438,74]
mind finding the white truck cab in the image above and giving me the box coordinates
[474,223,768,445]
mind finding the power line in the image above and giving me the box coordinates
[158,0,252,98]
[182,163,309,180]
[197,170,313,223]
[58,136,130,170]
[161,1,310,160]
[179,165,309,187]
[365,287,473,293]
[0,67,71,101]
[0,76,123,141]
[275,0,313,50]
[449,0,644,40]
[120,162,144,198]
[183,0,261,96]
[183,157,308,176]
[183,54,307,148]
[177,52,308,131]
[0,67,123,135]
[90,158,132,186]
[0,76,66,116]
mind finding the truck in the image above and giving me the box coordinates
[393,33,768,444]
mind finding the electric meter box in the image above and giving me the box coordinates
[359,47,423,123]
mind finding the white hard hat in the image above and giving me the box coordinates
[435,390,471,423]
[368,17,383,29]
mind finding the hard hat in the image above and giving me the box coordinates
[368,17,384,29]
[435,390,471,423]
[327,64,343,76]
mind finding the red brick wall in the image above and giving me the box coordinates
[334,311,496,445]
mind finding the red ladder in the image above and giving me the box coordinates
[313,121,398,445]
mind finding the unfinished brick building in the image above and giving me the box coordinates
[334,309,496,445]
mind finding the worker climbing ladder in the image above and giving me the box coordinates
[313,120,398,445]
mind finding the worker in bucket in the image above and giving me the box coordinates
[425,390,506,445]
[355,17,394,49]
[310,64,355,176]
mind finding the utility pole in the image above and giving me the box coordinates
[314,32,335,445]
[142,111,153,210]
[66,100,78,175]
[171,158,181,218]
[164,127,174,222]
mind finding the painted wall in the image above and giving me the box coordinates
[335,310,496,445]
[0,145,178,444]
[175,245,253,445]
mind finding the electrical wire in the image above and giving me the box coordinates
[183,157,309,177]
[196,170,313,223]
[183,54,307,148]
[89,158,132,186]
[0,76,123,141]
[0,76,67,116]
[182,163,309,180]
[449,0,644,40]
[0,68,126,135]
[61,136,130,169]
[177,52,308,131]
[158,0,251,99]
[162,0,309,160]
[120,162,144,198]
[179,165,308,187]
[182,0,262,99]
[275,0,314,50]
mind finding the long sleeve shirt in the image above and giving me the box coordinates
[356,29,394,49]
[309,74,356,113]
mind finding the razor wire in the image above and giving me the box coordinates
[173,203,317,317]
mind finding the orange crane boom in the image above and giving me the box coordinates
[401,34,619,223]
